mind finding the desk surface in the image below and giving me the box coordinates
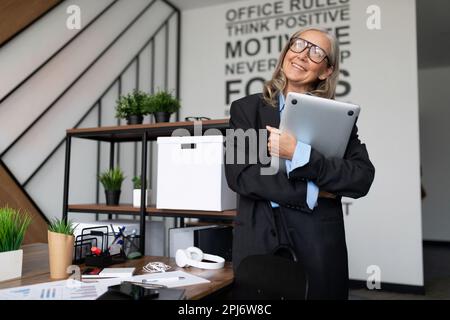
[0,243,234,300]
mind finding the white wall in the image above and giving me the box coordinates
[419,66,450,241]
[180,0,423,286]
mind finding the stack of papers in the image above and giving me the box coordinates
[0,280,101,300]
[0,271,210,300]
[82,267,136,279]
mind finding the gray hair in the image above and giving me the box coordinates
[263,27,340,107]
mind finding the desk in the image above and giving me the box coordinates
[0,244,234,300]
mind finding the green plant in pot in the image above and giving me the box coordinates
[146,90,180,123]
[99,167,125,206]
[0,206,31,281]
[115,89,151,125]
[47,218,77,280]
[132,175,149,208]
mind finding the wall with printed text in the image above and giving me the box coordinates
[180,0,423,287]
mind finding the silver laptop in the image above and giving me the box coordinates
[270,92,360,172]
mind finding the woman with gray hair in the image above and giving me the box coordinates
[225,28,375,299]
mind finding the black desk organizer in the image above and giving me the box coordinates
[73,225,127,267]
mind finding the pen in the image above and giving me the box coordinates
[143,276,185,283]
[124,281,166,289]
[109,226,125,250]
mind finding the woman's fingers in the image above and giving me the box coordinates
[266,125,282,135]
[267,127,296,159]
[266,126,282,157]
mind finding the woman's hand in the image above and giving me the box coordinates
[266,126,297,160]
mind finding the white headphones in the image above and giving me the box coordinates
[175,247,225,270]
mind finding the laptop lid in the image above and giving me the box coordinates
[270,92,360,172]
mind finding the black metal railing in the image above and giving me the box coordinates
[23,8,179,189]
[0,0,181,221]
[0,0,158,158]
[0,0,119,105]
[0,0,63,50]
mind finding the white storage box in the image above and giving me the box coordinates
[156,135,236,211]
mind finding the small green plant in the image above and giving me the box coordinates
[48,218,77,236]
[146,90,180,114]
[0,206,31,252]
[115,89,151,119]
[132,176,147,189]
[132,176,141,189]
[98,168,125,191]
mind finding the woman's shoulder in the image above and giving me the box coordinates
[229,93,265,116]
[231,93,264,107]
[229,94,264,122]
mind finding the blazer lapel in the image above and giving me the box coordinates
[257,96,281,230]
[258,97,280,130]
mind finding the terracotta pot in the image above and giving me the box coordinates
[48,230,74,280]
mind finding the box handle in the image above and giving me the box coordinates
[181,143,197,149]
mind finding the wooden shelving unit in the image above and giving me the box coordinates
[68,204,236,220]
[62,119,235,253]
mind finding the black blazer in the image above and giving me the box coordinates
[225,93,375,299]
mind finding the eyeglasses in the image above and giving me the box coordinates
[289,37,330,65]
[185,117,211,121]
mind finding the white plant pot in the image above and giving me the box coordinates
[0,249,23,282]
[133,189,149,208]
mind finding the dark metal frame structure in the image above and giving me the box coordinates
[1,1,183,227]
[62,120,233,254]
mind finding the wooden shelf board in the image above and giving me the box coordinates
[67,119,230,142]
[68,204,236,220]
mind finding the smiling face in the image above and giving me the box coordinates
[282,30,334,95]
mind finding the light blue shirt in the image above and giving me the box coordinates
[270,94,319,210]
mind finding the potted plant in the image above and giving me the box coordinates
[48,218,77,280]
[132,176,149,208]
[146,90,180,123]
[0,206,31,282]
[115,89,151,125]
[99,167,125,206]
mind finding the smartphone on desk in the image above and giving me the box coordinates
[109,282,160,300]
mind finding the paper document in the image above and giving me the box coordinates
[81,267,135,279]
[129,271,210,288]
[0,280,104,300]
[0,271,209,300]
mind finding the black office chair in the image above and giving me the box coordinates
[232,245,308,300]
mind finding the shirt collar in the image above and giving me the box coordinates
[279,91,314,112]
[278,93,285,113]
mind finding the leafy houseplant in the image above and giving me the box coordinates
[0,206,31,281]
[115,89,151,125]
[132,176,143,189]
[48,218,77,235]
[99,167,125,206]
[145,90,180,123]
[47,218,77,280]
[132,176,149,208]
